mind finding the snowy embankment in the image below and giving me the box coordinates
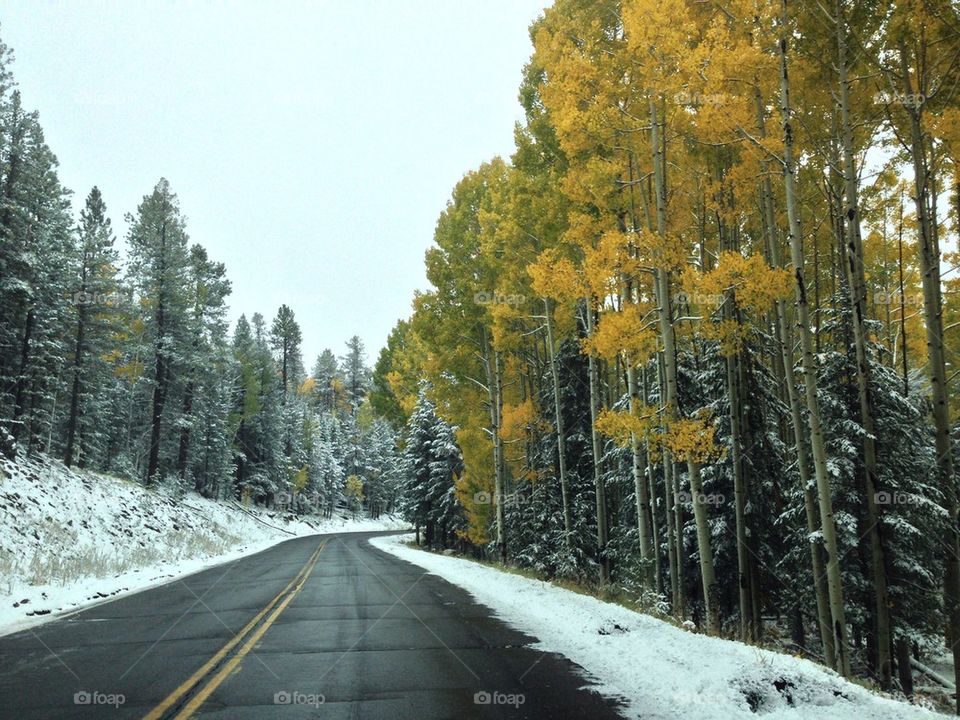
[0,454,408,637]
[370,533,941,720]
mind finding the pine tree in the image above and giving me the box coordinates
[400,385,465,548]
[340,335,371,412]
[269,304,303,401]
[310,349,340,413]
[126,178,190,484]
[176,245,230,492]
[64,186,118,468]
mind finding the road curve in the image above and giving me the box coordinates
[0,531,625,719]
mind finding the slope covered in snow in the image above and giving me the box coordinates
[370,533,942,720]
[0,454,408,636]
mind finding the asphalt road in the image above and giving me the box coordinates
[0,532,625,719]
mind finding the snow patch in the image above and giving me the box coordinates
[370,533,940,720]
[0,454,408,636]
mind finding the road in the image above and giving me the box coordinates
[0,532,625,719]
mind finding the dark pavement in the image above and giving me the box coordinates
[0,532,625,719]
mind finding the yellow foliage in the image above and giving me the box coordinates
[634,228,688,272]
[114,360,144,382]
[500,400,537,444]
[582,230,645,300]
[528,247,584,302]
[387,370,418,416]
[701,317,748,356]
[297,377,316,396]
[583,303,657,363]
[665,413,722,463]
[291,465,309,493]
[454,424,495,545]
[693,252,792,312]
[345,475,365,502]
[489,301,524,350]
[684,252,792,355]
[595,406,658,448]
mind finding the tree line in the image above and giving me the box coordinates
[0,38,401,518]
[372,0,960,706]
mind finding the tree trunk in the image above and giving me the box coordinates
[494,349,507,563]
[628,361,654,589]
[146,221,168,486]
[643,366,664,596]
[836,2,891,686]
[663,447,680,612]
[727,341,754,642]
[755,82,835,667]
[482,329,507,563]
[64,298,87,468]
[895,636,914,697]
[898,36,960,709]
[178,380,195,482]
[585,303,610,582]
[545,298,573,544]
[688,458,719,634]
[778,3,850,676]
[651,93,705,623]
[11,308,34,449]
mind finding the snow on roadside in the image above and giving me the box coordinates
[0,454,408,637]
[370,533,940,720]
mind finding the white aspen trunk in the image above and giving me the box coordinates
[778,0,850,676]
[544,297,573,544]
[835,0,891,686]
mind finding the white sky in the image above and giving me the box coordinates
[1,0,549,364]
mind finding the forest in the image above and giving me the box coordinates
[2,0,960,712]
[0,41,403,521]
[368,0,960,709]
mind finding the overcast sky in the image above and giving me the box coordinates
[1,0,548,365]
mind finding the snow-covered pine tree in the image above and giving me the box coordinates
[340,335,371,413]
[400,385,465,548]
[62,186,119,468]
[0,86,74,456]
[310,349,341,414]
[125,179,191,484]
[176,244,230,493]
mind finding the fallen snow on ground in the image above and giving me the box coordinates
[0,454,408,636]
[370,533,941,720]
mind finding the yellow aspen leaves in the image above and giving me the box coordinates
[528,247,585,303]
[633,228,688,273]
[692,252,792,312]
[297,377,316,396]
[595,406,658,448]
[584,303,656,363]
[290,465,309,494]
[500,400,538,444]
[683,251,792,354]
[664,413,723,464]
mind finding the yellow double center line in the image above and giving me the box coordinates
[143,539,327,720]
